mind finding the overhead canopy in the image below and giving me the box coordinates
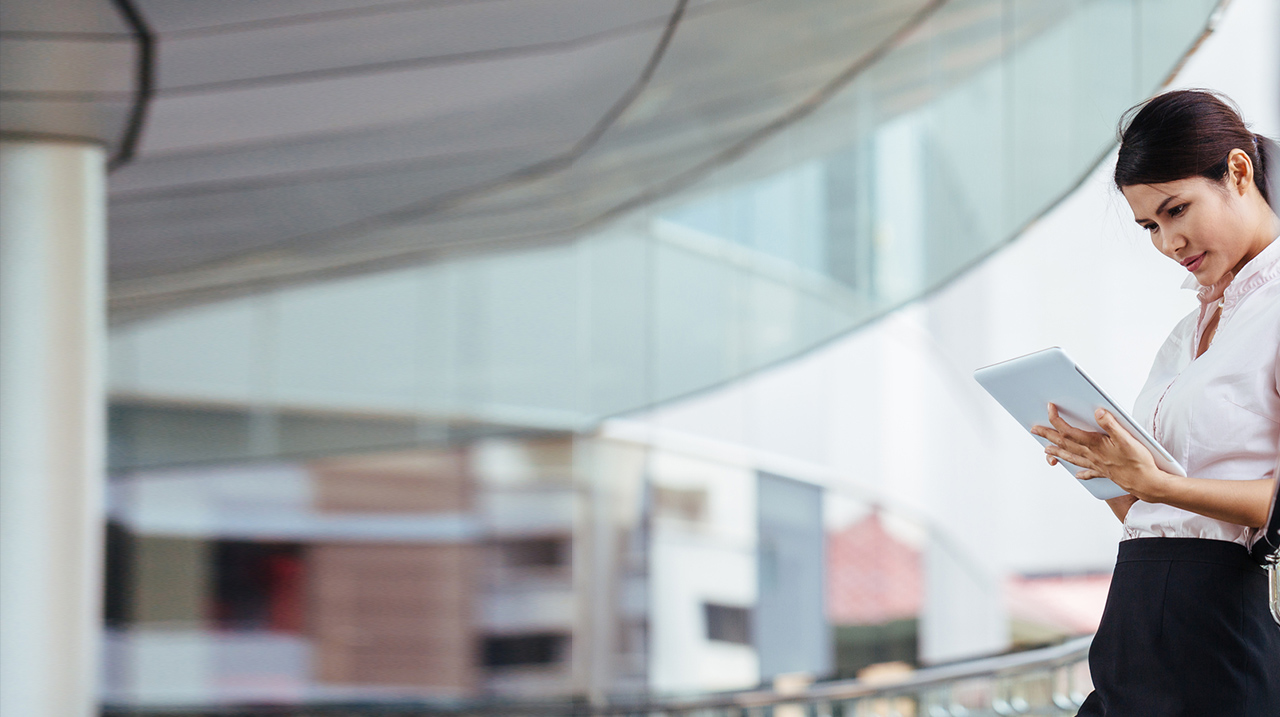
[4,0,1085,317]
[7,0,1226,436]
[92,0,1227,440]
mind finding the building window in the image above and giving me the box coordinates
[654,486,708,522]
[495,538,567,568]
[482,633,569,667]
[704,603,752,645]
[213,541,306,632]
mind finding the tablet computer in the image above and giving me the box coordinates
[973,347,1186,500]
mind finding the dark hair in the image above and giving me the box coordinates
[1115,89,1274,206]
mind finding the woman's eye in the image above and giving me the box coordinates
[1144,223,1158,233]
[1169,203,1187,217]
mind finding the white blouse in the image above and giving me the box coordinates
[1127,236,1280,547]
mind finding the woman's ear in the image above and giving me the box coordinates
[1226,147,1254,196]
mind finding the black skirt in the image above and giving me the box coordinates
[1077,537,1280,716]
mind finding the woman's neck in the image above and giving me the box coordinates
[1230,208,1280,276]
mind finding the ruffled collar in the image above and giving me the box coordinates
[1182,234,1280,307]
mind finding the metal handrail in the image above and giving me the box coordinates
[596,636,1092,714]
[102,637,1093,716]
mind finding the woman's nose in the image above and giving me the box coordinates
[1160,232,1185,257]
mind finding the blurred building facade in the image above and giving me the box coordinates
[103,435,644,702]
[104,428,842,703]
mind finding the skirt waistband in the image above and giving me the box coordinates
[1117,537,1263,574]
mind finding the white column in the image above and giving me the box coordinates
[0,140,108,717]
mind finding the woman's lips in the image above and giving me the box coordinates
[1183,252,1206,272]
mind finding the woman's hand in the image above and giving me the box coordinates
[1032,404,1273,527]
[1030,403,1168,502]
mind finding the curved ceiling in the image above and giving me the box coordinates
[2,0,1218,330]
[81,0,1226,445]
[6,0,1044,316]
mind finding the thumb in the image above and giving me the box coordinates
[1095,409,1130,442]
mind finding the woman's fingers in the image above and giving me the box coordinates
[1095,408,1121,436]
[1095,409,1139,449]
[1047,403,1095,444]
[1046,444,1094,470]
[1031,423,1073,446]
[1034,407,1153,491]
[1032,424,1088,457]
[1034,405,1128,477]
[1094,409,1160,473]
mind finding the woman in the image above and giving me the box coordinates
[1030,89,1280,715]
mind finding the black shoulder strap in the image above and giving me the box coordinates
[1250,476,1280,565]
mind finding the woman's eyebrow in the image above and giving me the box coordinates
[1133,194,1181,225]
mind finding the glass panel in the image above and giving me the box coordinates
[1009,0,1080,229]
[585,230,651,417]
[271,270,423,410]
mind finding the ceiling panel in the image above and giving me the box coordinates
[154,0,679,90]
[108,0,934,305]
[1,0,1092,315]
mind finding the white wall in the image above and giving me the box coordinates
[646,452,760,693]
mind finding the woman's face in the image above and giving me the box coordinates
[1121,151,1270,287]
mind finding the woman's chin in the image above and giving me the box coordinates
[1194,265,1224,287]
